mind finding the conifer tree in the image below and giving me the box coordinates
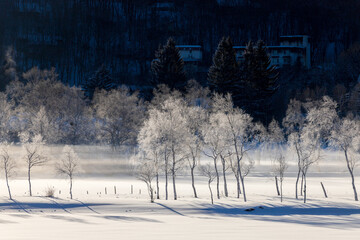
[83,64,114,100]
[208,37,240,96]
[151,38,186,90]
[241,40,279,123]
[243,40,278,93]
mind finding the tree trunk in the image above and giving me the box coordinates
[69,176,73,199]
[208,181,214,205]
[300,174,304,196]
[280,180,283,202]
[172,151,177,200]
[275,176,280,196]
[147,182,154,203]
[345,150,358,201]
[165,156,168,200]
[213,157,220,199]
[303,173,307,203]
[28,167,32,197]
[295,167,300,199]
[150,185,154,203]
[156,173,160,199]
[190,166,198,198]
[235,153,246,202]
[240,175,247,202]
[5,171,12,200]
[236,174,241,198]
[295,145,301,199]
[221,156,228,197]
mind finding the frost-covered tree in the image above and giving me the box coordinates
[202,111,228,199]
[212,93,261,202]
[8,67,91,144]
[142,96,188,200]
[267,119,285,196]
[93,87,145,150]
[0,93,15,142]
[283,99,304,199]
[138,113,165,200]
[199,163,216,204]
[184,79,211,109]
[158,98,188,200]
[272,154,288,202]
[330,117,360,201]
[284,96,337,202]
[53,86,92,144]
[21,134,47,196]
[56,146,79,199]
[0,142,16,199]
[137,159,157,203]
[183,105,206,198]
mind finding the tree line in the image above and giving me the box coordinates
[136,86,360,204]
[0,65,358,204]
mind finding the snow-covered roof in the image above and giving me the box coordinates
[280,35,309,38]
[176,45,202,48]
[233,46,306,49]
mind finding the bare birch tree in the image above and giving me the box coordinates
[184,106,206,198]
[330,117,360,201]
[0,142,16,199]
[21,134,47,196]
[138,114,164,200]
[56,145,79,199]
[212,93,261,202]
[143,96,188,200]
[272,154,288,202]
[137,159,157,203]
[202,113,227,199]
[267,119,285,196]
[199,163,216,204]
[285,96,337,203]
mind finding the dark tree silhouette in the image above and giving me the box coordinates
[151,38,187,90]
[241,40,279,123]
[83,65,114,100]
[208,37,240,96]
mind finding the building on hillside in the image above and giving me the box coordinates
[234,35,311,69]
[176,45,203,63]
[176,45,204,79]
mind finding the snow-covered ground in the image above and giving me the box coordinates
[0,146,360,239]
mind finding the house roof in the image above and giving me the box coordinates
[176,45,202,49]
[233,46,306,50]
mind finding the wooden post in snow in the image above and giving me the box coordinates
[321,182,328,198]
[114,186,117,194]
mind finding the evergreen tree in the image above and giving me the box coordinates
[208,37,240,96]
[241,40,279,124]
[243,40,278,92]
[151,38,186,90]
[83,64,114,100]
[0,47,18,92]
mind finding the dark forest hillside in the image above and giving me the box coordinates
[0,0,359,86]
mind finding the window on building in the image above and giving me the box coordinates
[272,56,279,64]
[283,56,291,64]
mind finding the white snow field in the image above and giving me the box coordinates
[0,145,360,239]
